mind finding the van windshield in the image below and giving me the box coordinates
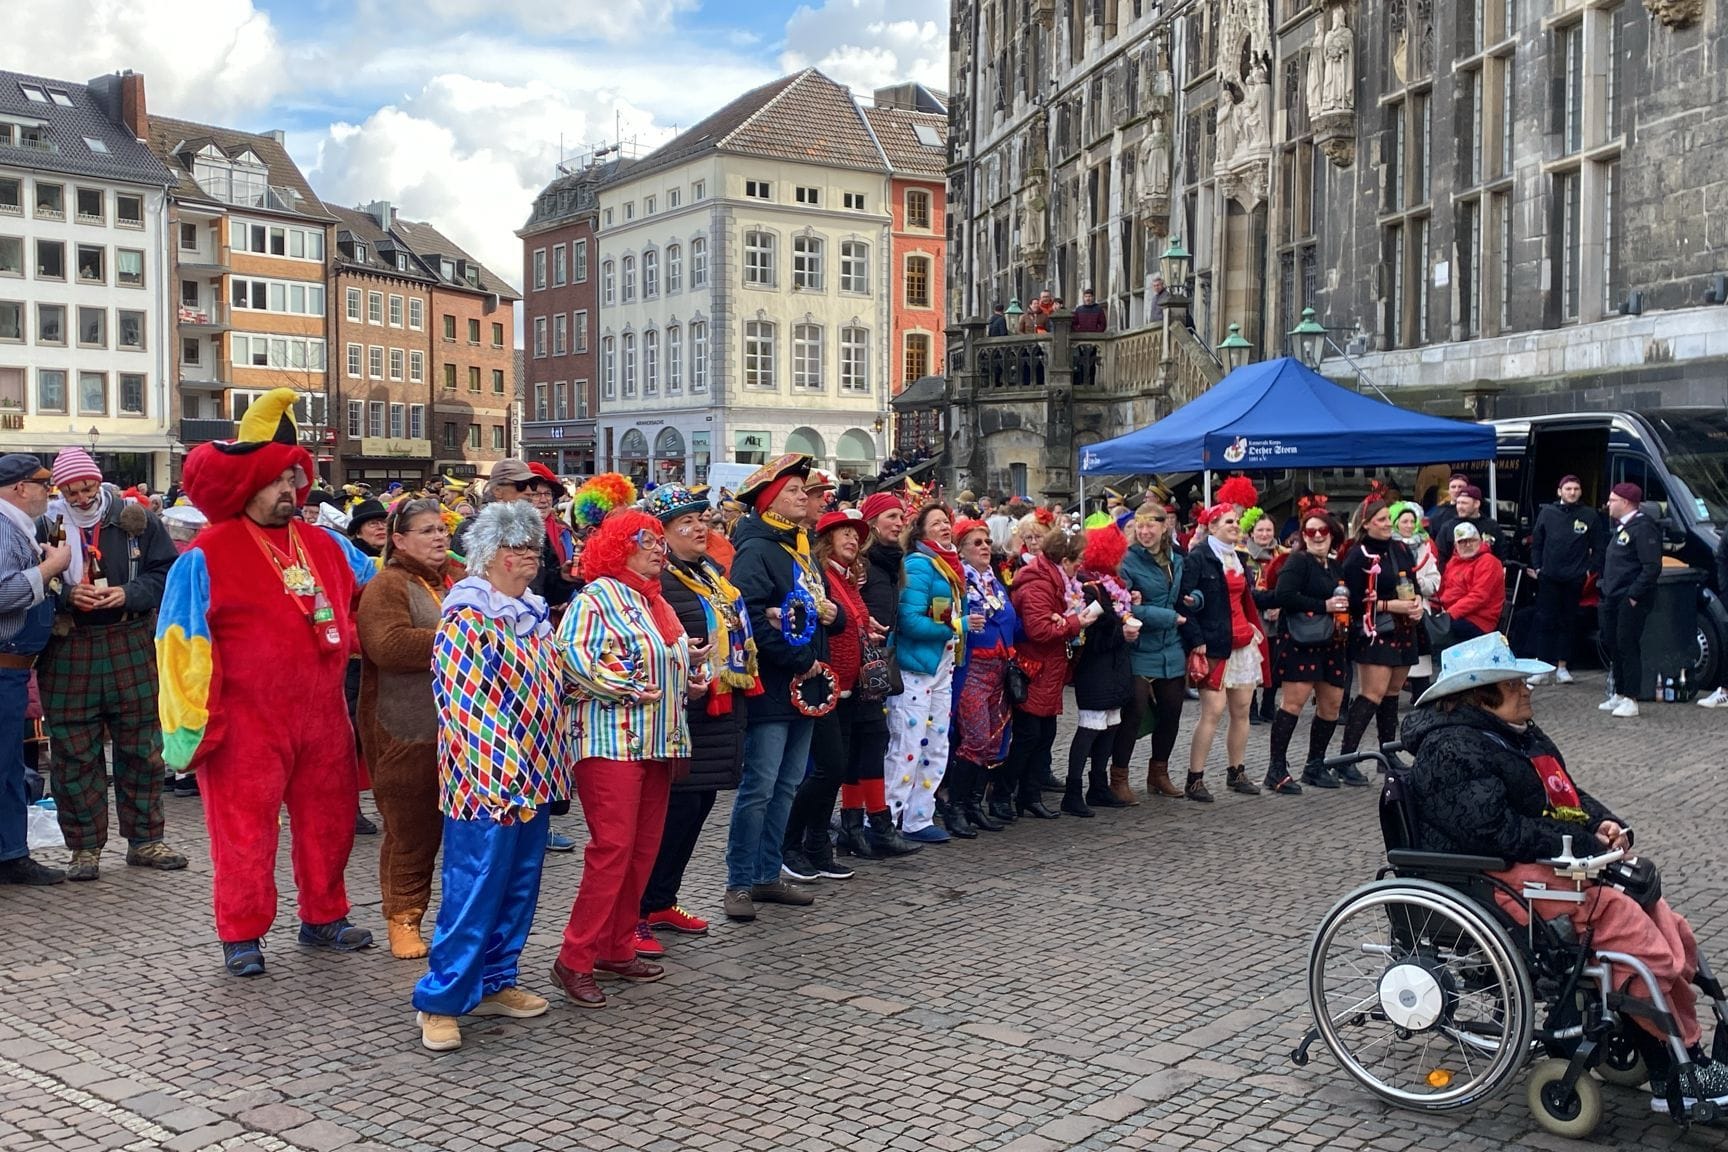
[1648,411,1728,524]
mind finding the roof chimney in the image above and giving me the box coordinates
[266,129,286,145]
[119,71,148,142]
[365,200,395,230]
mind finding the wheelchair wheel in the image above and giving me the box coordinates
[1595,1028,1648,1087]
[1527,1058,1602,1138]
[1308,879,1533,1111]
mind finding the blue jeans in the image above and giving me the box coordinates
[724,718,813,888]
[413,814,549,1016]
[0,668,29,863]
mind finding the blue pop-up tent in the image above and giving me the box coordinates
[1078,357,1496,475]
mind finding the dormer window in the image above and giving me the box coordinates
[189,142,269,207]
[355,242,367,263]
[440,258,455,280]
[396,253,409,272]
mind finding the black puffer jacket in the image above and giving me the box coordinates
[729,513,840,723]
[862,541,902,634]
[1400,705,1623,862]
[1071,578,1130,711]
[661,555,744,792]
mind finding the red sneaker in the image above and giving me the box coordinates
[633,921,666,959]
[644,904,709,935]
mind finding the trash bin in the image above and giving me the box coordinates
[1638,565,1704,698]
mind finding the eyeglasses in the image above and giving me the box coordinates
[634,529,667,552]
[16,477,50,489]
[401,525,450,538]
[1302,527,1331,539]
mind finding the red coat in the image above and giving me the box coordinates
[1009,554,1083,716]
[1438,548,1506,634]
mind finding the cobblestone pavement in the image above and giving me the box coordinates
[3,671,1726,1152]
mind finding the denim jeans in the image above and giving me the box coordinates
[724,718,813,888]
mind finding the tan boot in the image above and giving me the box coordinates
[1146,759,1183,798]
[1107,764,1141,807]
[387,910,429,959]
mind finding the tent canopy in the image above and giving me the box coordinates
[1079,357,1497,475]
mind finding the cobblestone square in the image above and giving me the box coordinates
[3,674,1725,1152]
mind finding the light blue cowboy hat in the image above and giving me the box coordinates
[1415,632,1553,706]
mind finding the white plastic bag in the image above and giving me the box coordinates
[26,804,64,852]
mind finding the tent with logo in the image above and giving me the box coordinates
[1079,357,1497,479]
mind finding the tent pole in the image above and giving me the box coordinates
[1204,470,1212,505]
[1489,460,1498,525]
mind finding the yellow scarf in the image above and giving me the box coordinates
[666,558,758,691]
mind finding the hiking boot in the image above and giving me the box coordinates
[472,985,549,1018]
[0,855,65,885]
[417,1012,462,1051]
[1227,766,1262,796]
[222,939,265,977]
[632,920,665,959]
[67,849,101,882]
[1185,774,1213,803]
[595,956,665,982]
[1301,760,1341,789]
[646,904,709,935]
[126,841,188,871]
[387,910,429,959]
[751,881,816,907]
[723,887,757,922]
[298,918,375,952]
[779,847,820,883]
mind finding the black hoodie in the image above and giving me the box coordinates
[729,513,842,723]
[1399,705,1622,863]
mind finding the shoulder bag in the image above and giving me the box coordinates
[1284,611,1336,645]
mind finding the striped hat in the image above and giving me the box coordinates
[50,447,102,488]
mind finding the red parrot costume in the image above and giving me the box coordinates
[156,389,375,947]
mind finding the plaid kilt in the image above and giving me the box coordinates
[37,614,160,718]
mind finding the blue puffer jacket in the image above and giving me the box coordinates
[1119,542,1186,680]
[896,546,965,676]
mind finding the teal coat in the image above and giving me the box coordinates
[897,549,964,676]
[1119,543,1186,679]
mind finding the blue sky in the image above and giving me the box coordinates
[2,0,947,287]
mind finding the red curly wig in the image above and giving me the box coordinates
[580,507,664,583]
[1080,525,1128,574]
[1216,475,1259,509]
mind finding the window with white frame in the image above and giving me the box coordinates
[793,236,824,290]
[231,278,325,316]
[795,185,820,206]
[602,259,615,305]
[843,191,865,210]
[230,220,325,260]
[744,321,775,389]
[388,294,403,327]
[645,195,656,215]
[668,188,680,208]
[666,325,682,393]
[643,250,659,298]
[622,332,637,397]
[621,255,636,302]
[666,244,682,293]
[230,335,326,370]
[840,326,869,392]
[792,324,823,391]
[602,336,616,399]
[409,350,424,382]
[408,297,423,329]
[840,241,869,293]
[369,345,384,378]
[692,180,706,201]
[534,382,548,421]
[743,231,775,286]
[534,316,548,358]
[368,291,383,324]
[389,348,404,381]
[552,243,566,286]
[553,312,567,356]
[572,238,587,282]
[690,237,707,288]
[644,329,659,395]
[745,180,771,200]
[346,342,362,378]
[532,248,547,289]
[573,309,588,353]
[368,401,385,437]
[552,381,566,419]
[347,400,362,438]
[409,404,424,439]
[691,321,707,392]
[345,287,362,321]
[390,403,405,438]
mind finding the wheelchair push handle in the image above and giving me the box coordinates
[1541,833,1626,879]
[1321,741,1406,777]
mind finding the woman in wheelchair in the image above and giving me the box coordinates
[1401,631,1728,1107]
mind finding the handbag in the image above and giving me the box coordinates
[1285,611,1336,645]
[1423,609,1456,652]
[1184,648,1213,688]
[857,637,902,700]
[1005,658,1032,706]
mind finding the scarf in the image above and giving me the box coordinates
[1207,533,1243,573]
[917,540,967,662]
[545,511,573,568]
[442,575,551,639]
[760,509,810,555]
[768,510,830,612]
[666,555,759,694]
[614,566,685,646]
[46,487,112,587]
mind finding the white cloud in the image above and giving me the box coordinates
[355,0,697,43]
[780,0,950,94]
[0,0,290,122]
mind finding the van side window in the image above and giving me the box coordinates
[1612,455,1668,516]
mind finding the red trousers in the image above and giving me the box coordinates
[1492,861,1703,1046]
[558,758,673,972]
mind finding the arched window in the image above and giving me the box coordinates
[621,255,636,302]
[793,235,824,290]
[642,249,659,299]
[666,244,682,293]
[643,328,659,395]
[622,332,637,396]
[601,260,616,305]
[743,320,776,389]
[690,237,708,288]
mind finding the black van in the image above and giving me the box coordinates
[1475,409,1728,686]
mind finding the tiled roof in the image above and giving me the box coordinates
[623,69,887,182]
[392,218,521,302]
[145,113,333,220]
[862,106,948,177]
[0,70,172,186]
[520,155,639,233]
[327,203,437,282]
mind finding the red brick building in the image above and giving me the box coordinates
[517,156,632,476]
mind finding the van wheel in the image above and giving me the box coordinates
[1694,611,1721,689]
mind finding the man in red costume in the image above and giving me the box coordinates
[157,389,377,976]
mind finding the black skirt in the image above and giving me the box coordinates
[1274,637,1350,688]
[1349,621,1419,668]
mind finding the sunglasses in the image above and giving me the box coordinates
[1302,526,1331,539]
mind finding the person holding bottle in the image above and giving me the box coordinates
[1266,506,1350,792]
[1337,496,1423,774]
[948,518,1018,831]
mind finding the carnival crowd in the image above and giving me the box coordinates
[1,386,1672,1055]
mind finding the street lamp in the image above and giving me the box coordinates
[1217,323,1253,373]
[1159,236,1191,303]
[1290,307,1328,369]
[87,425,100,455]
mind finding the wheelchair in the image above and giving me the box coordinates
[1291,745,1728,1137]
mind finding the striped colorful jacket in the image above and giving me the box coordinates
[559,575,691,763]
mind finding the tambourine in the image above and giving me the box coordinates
[781,584,818,646]
[791,662,839,717]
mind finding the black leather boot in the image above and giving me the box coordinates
[836,808,876,858]
[963,764,1005,832]
[1060,783,1095,818]
[866,809,922,856]
[937,789,978,839]
[987,773,1018,822]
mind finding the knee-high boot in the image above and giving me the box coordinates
[1263,709,1301,793]
[957,759,1002,832]
[1335,695,1378,786]
[1376,696,1407,767]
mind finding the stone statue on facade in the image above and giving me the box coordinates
[1319,6,1355,115]
[1645,0,1704,27]
[1020,187,1048,257]
[1139,115,1172,205]
[1239,55,1272,160]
